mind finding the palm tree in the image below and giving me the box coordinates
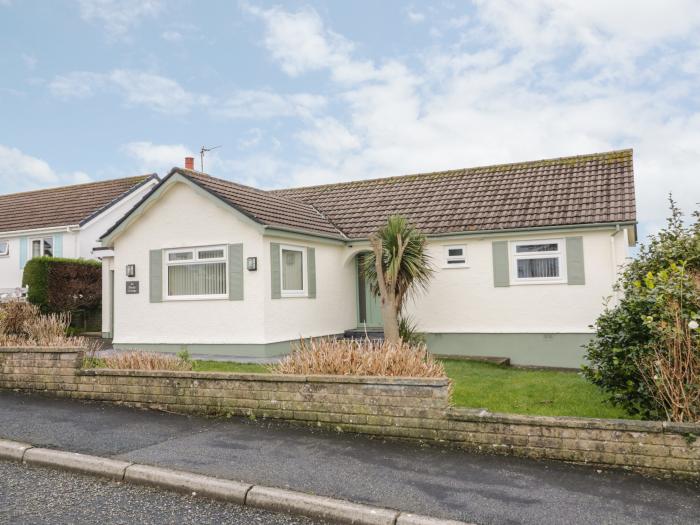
[363,216,433,344]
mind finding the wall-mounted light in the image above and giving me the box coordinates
[246,257,257,271]
[126,264,136,277]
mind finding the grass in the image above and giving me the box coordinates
[192,360,269,373]
[443,360,635,419]
[192,358,634,420]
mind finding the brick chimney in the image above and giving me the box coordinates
[184,157,195,170]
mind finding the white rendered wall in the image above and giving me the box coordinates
[403,228,628,334]
[111,181,267,346]
[263,236,356,343]
[0,230,79,289]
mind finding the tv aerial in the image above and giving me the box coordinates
[200,145,221,172]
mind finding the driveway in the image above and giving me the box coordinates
[0,391,697,524]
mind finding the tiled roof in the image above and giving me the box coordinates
[271,149,636,238]
[175,169,346,238]
[0,175,156,234]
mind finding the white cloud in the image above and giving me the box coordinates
[296,117,361,161]
[406,9,425,24]
[49,70,201,114]
[0,145,58,191]
[49,72,104,99]
[70,171,93,184]
[122,142,193,173]
[214,90,326,119]
[108,70,200,114]
[0,145,95,193]
[161,30,182,42]
[77,0,162,37]
[246,3,700,234]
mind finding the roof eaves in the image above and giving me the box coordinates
[79,173,159,227]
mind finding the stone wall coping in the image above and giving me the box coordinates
[78,368,451,387]
[0,347,83,354]
[447,407,700,434]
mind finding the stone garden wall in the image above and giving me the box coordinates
[1,347,698,478]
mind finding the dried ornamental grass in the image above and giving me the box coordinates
[0,300,40,335]
[101,351,193,371]
[271,337,446,378]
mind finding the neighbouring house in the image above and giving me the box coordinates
[0,175,159,299]
[97,150,636,367]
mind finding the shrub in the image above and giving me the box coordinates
[635,268,699,422]
[583,199,700,419]
[398,315,426,346]
[271,337,446,378]
[0,300,40,336]
[23,311,72,347]
[23,257,101,313]
[99,351,193,371]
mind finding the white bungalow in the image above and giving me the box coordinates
[97,150,636,367]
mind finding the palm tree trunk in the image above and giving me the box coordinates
[381,299,401,345]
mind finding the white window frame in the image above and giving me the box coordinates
[442,244,467,268]
[29,237,53,259]
[0,239,8,257]
[163,244,228,301]
[509,238,566,285]
[280,244,308,298]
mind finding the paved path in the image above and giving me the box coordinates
[0,460,319,525]
[1,391,698,524]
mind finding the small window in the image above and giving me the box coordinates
[443,245,467,267]
[280,245,307,297]
[0,240,8,257]
[164,245,228,299]
[30,237,53,259]
[511,239,565,283]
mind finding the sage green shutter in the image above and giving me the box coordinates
[566,236,585,285]
[307,247,316,298]
[270,243,281,299]
[149,249,163,303]
[492,241,510,287]
[228,243,244,300]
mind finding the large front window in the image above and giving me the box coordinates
[164,245,227,299]
[280,245,307,297]
[30,237,53,258]
[511,239,565,283]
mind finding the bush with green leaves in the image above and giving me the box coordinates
[23,256,101,313]
[582,199,700,419]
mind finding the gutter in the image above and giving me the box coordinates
[0,224,80,239]
[345,221,638,243]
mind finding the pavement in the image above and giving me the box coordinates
[1,390,698,524]
[0,460,320,525]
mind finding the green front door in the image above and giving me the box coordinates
[357,255,383,328]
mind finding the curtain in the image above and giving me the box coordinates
[282,249,303,291]
[168,262,226,296]
[517,257,559,278]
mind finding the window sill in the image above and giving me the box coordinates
[441,264,470,269]
[280,293,309,299]
[164,295,229,301]
[509,279,567,286]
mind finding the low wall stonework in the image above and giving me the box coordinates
[1,347,698,478]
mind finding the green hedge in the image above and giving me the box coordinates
[23,257,101,313]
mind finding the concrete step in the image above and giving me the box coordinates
[343,329,384,341]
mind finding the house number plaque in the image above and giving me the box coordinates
[126,281,140,294]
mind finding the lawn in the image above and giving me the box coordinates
[192,358,633,420]
[192,360,269,373]
[443,360,633,419]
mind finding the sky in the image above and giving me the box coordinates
[1,0,700,240]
